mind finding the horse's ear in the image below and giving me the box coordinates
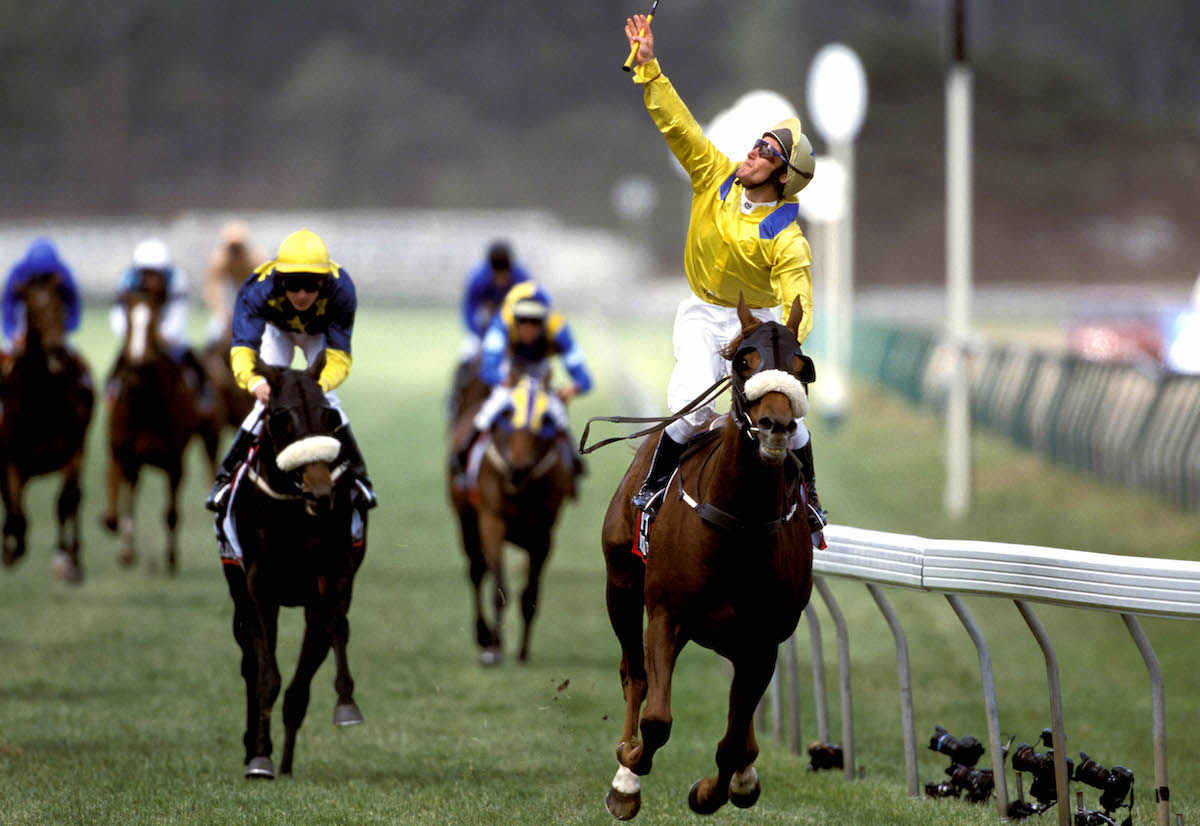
[785,296,804,337]
[253,354,282,388]
[307,350,327,382]
[736,293,755,333]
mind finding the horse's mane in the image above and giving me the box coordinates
[719,318,764,361]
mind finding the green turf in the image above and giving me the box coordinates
[0,306,1195,825]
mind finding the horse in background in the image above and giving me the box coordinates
[202,327,254,431]
[220,355,366,779]
[102,290,220,573]
[598,296,815,820]
[448,372,572,665]
[0,273,94,582]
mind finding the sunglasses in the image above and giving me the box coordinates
[751,139,812,178]
[281,275,322,293]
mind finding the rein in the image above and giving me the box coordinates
[579,375,732,454]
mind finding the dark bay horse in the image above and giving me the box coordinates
[221,355,366,779]
[599,296,814,820]
[102,291,220,573]
[0,274,94,582]
[448,372,571,665]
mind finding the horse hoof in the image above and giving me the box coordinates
[730,781,761,809]
[687,779,725,815]
[605,787,641,821]
[333,703,364,727]
[52,551,83,584]
[118,547,137,567]
[479,647,503,666]
[244,756,275,779]
[100,516,118,534]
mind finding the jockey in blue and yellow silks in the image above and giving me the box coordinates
[205,227,374,513]
[453,281,592,479]
[2,237,82,352]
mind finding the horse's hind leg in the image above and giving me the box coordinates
[279,605,334,776]
[223,564,265,774]
[52,457,84,583]
[687,645,776,815]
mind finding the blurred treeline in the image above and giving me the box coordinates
[2,0,1198,285]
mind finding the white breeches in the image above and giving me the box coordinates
[664,294,809,448]
[109,297,190,352]
[238,325,348,431]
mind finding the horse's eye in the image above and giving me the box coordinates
[735,349,761,377]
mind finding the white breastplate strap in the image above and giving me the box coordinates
[244,460,349,501]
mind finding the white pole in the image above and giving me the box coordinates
[832,140,855,420]
[944,62,973,517]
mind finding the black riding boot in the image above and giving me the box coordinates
[630,433,687,511]
[205,427,257,512]
[336,425,377,510]
[794,440,828,533]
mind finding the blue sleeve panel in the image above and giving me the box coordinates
[554,324,593,393]
[478,314,509,386]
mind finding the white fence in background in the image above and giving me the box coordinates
[0,209,654,310]
[767,524,1200,826]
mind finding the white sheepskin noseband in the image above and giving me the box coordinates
[742,369,809,418]
[276,435,341,471]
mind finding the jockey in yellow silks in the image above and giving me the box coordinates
[205,228,375,513]
[623,14,826,531]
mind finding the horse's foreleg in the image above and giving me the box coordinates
[605,559,648,768]
[223,564,261,770]
[52,457,84,583]
[247,594,282,778]
[164,468,181,575]
[2,464,26,567]
[327,588,363,728]
[279,604,333,776]
[516,533,552,663]
[687,645,777,815]
[626,608,683,778]
[456,506,493,653]
[101,455,120,534]
[477,509,507,666]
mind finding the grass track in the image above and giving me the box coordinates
[0,305,1197,825]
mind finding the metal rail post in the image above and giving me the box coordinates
[1014,600,1070,826]
[815,575,855,780]
[785,634,803,754]
[1122,613,1170,826]
[805,602,832,743]
[866,583,918,797]
[946,594,1010,821]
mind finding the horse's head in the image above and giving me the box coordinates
[120,291,165,367]
[724,294,813,464]
[487,374,562,492]
[18,273,67,356]
[255,352,344,516]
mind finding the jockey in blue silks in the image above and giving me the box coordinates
[448,241,533,420]
[205,227,375,514]
[453,280,593,479]
[2,237,82,351]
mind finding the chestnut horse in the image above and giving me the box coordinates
[598,296,814,820]
[102,291,220,573]
[219,355,367,779]
[201,328,254,431]
[448,371,572,665]
[0,274,94,581]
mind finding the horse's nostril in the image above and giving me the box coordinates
[786,420,798,434]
